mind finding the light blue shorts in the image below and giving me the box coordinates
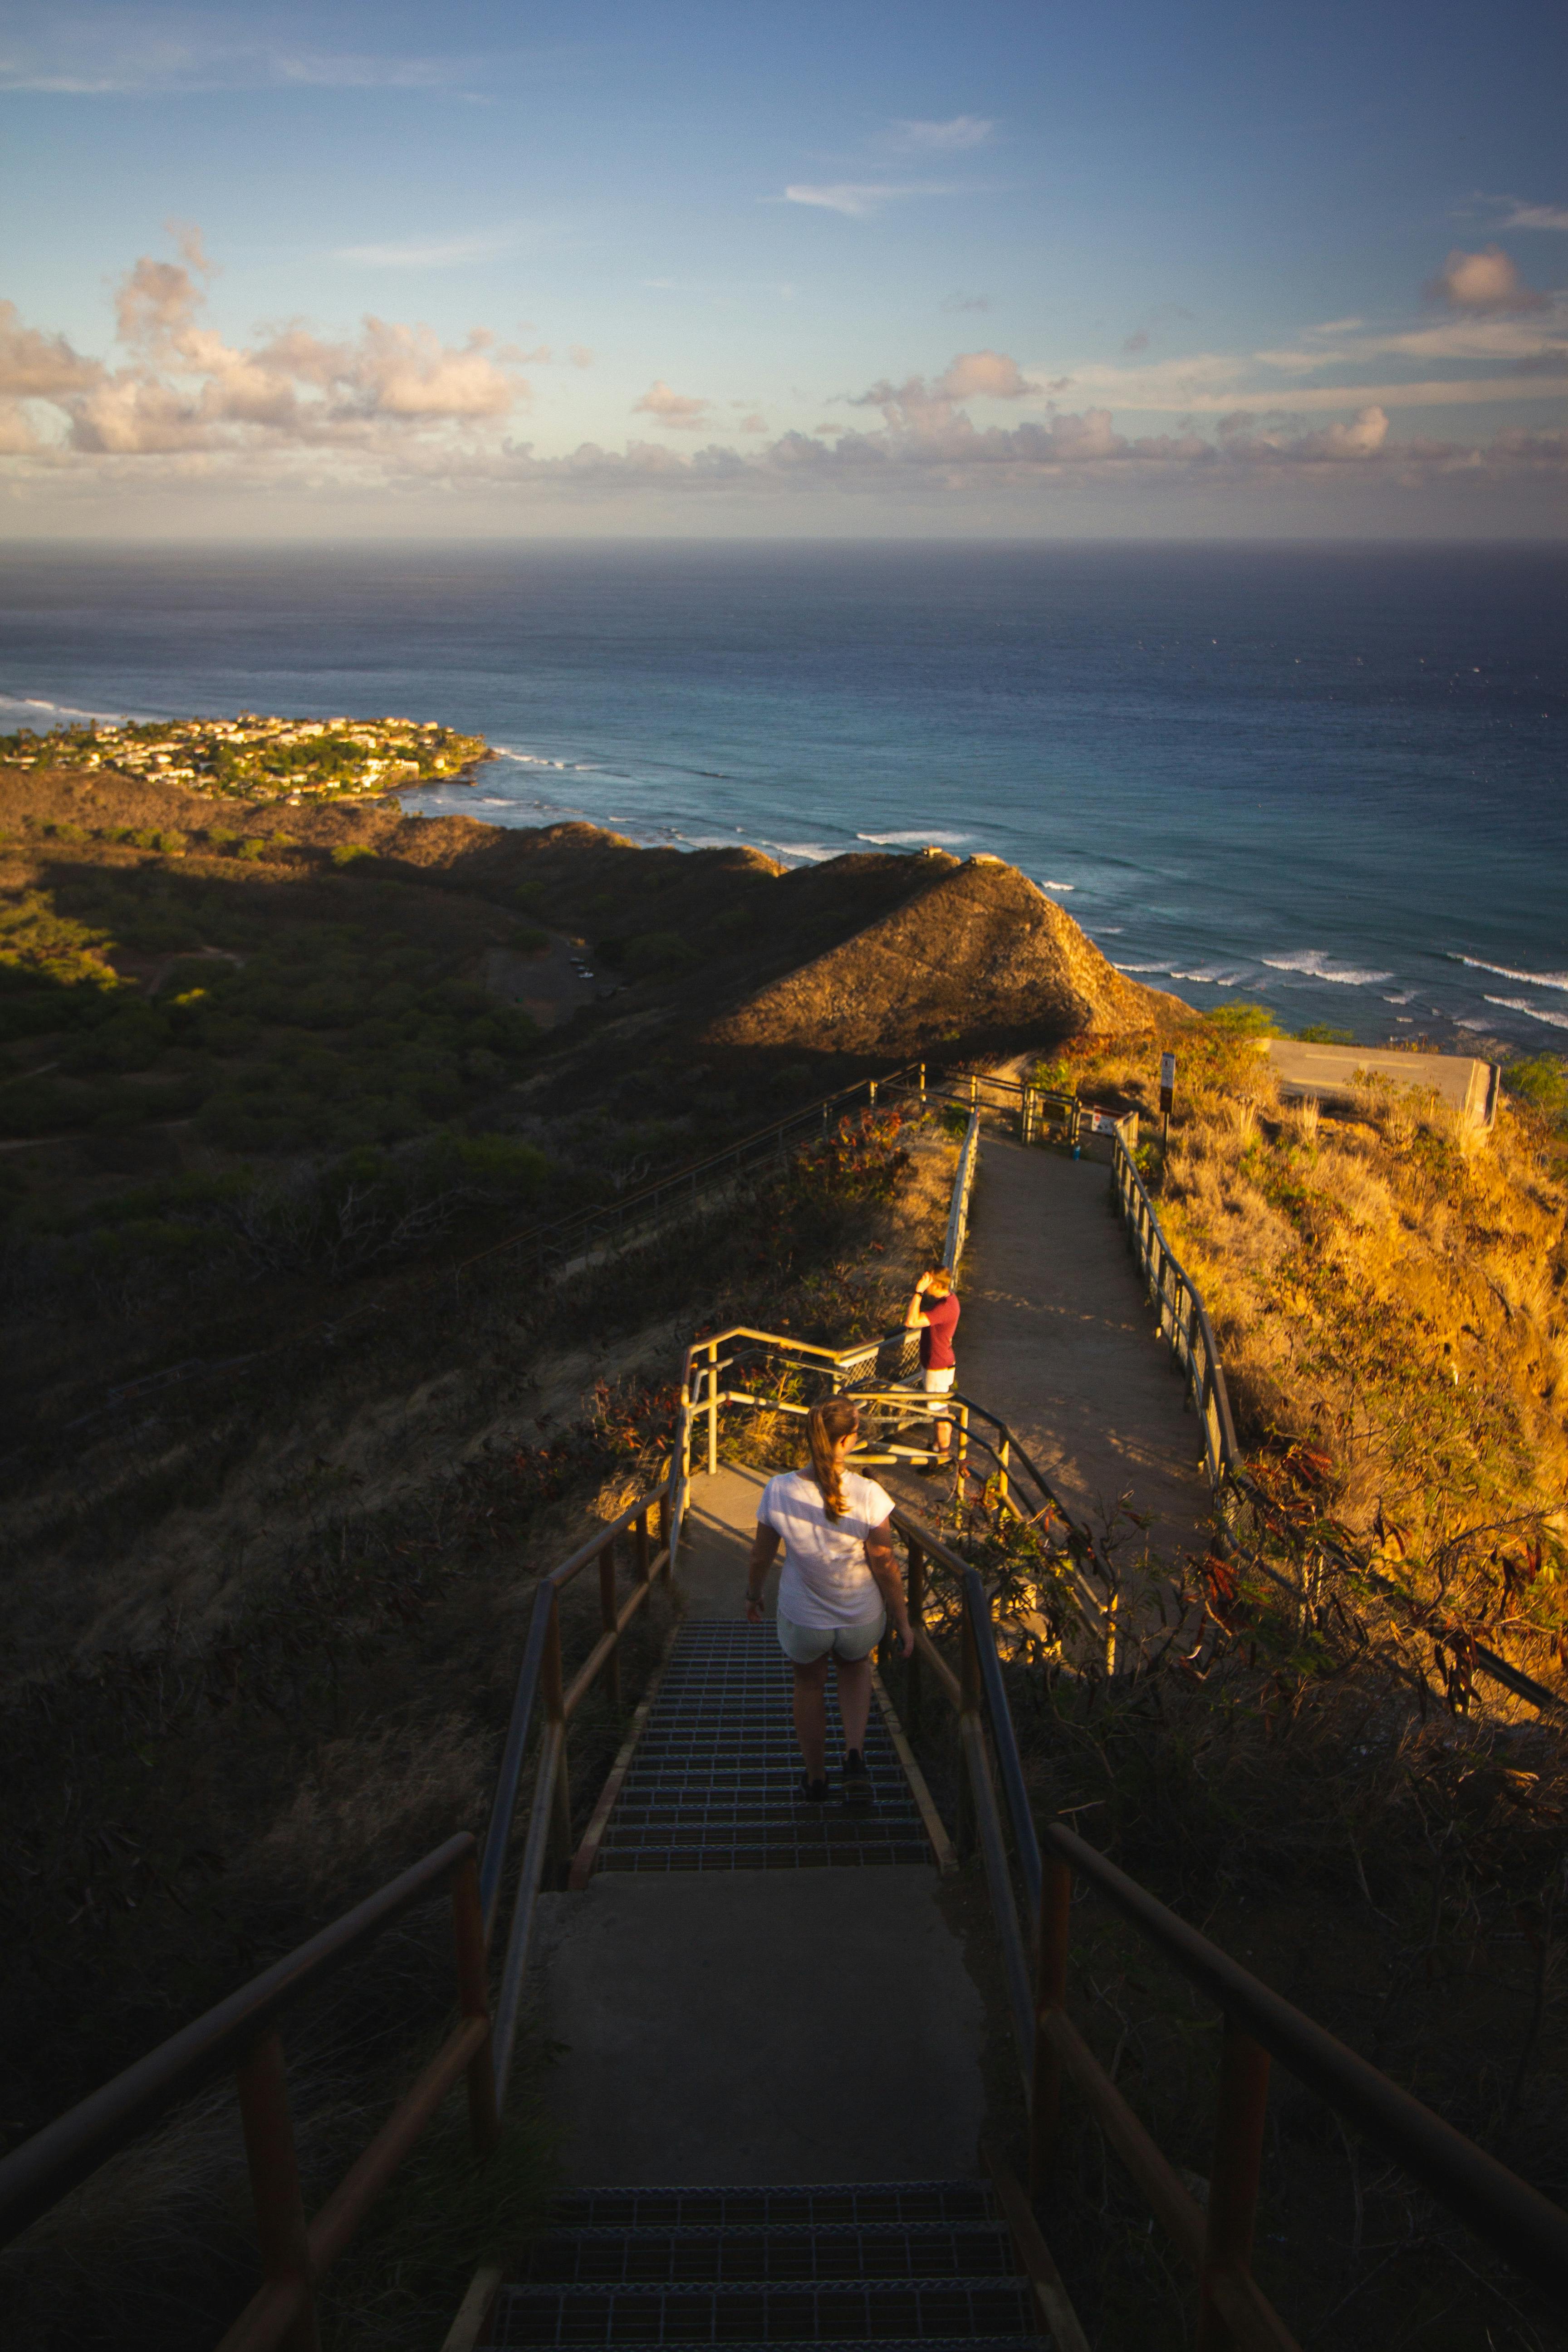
[775,1608,887,1665]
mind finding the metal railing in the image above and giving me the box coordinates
[1110,1133,1239,1490]
[1107,1130,1568,1720]
[0,1838,497,2351]
[451,1063,926,1287]
[0,1475,680,2343]
[944,1107,980,1273]
[886,1519,1568,2341]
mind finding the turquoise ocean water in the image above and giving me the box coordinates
[2,540,1564,1047]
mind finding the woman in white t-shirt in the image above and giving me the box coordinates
[745,1395,914,1806]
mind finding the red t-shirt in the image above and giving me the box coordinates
[920,1290,960,1370]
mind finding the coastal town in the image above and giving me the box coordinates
[0,711,490,801]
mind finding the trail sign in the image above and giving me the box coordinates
[1159,1052,1176,1115]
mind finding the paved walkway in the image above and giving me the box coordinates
[957,1138,1210,1565]
[531,1466,988,2185]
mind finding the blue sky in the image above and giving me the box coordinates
[2,0,1565,534]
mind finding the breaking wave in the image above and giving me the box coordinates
[1454,955,1568,992]
[1261,949,1394,986]
[1484,995,1568,1031]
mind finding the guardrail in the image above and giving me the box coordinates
[0,1839,496,2350]
[884,1518,1568,2340]
[1107,1129,1568,1720]
[943,1108,980,1273]
[0,1472,679,2341]
[451,1063,927,1288]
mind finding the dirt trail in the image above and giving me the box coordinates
[957,1136,1210,1565]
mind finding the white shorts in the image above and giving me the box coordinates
[776,1608,886,1665]
[923,1365,955,1418]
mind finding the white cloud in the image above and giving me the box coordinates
[568,345,595,368]
[7,233,1565,514]
[782,181,958,216]
[1,235,526,457]
[934,350,1036,400]
[1426,245,1546,314]
[1499,203,1568,232]
[891,115,994,152]
[941,292,991,314]
[632,379,710,428]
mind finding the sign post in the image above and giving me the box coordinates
[1159,1052,1176,1146]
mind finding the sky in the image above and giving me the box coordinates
[2,0,1566,538]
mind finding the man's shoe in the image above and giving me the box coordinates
[843,1749,873,1807]
[799,1773,829,1803]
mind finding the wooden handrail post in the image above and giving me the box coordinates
[906,1539,925,1731]
[1196,2017,1272,2350]
[235,2028,321,2352]
[450,1852,500,2156]
[918,1060,926,1105]
[599,1537,622,1709]
[705,1340,719,1476]
[1029,1852,1073,2200]
[635,1508,651,1585]
[957,1401,970,1489]
[539,1591,573,1884]
[997,1436,1010,1518]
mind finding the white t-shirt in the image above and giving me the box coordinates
[759,1468,895,1629]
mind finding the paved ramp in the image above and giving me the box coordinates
[958,1137,1210,1564]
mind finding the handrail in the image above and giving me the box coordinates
[885,1511,1568,2336]
[3,1462,677,2335]
[451,1062,926,1284]
[944,1108,980,1274]
[1108,1131,1568,1720]
[0,1836,497,2345]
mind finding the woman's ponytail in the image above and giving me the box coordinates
[806,1396,859,1519]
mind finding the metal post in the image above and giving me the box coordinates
[706,1340,719,1476]
[449,1852,501,2156]
[1029,1852,1073,2199]
[869,1078,877,1107]
[918,1062,926,1105]
[540,1592,573,1883]
[969,1071,978,1112]
[956,1401,970,1490]
[234,2029,321,2352]
[906,1540,925,1730]
[956,1606,981,1860]
[997,1436,1009,1519]
[1196,2018,1272,2350]
[599,1537,621,1708]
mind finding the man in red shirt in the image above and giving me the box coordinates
[904,1264,960,1471]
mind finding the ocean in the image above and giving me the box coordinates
[2,540,1564,1049]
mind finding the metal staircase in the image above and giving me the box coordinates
[480,2177,1043,2348]
[590,1622,932,1872]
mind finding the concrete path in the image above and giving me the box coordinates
[531,1462,988,2185]
[957,1137,1210,1565]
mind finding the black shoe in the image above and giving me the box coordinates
[799,1773,829,1803]
[843,1749,873,1807]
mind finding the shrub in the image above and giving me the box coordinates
[331,843,377,868]
[625,929,700,980]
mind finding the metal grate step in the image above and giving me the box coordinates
[594,1624,932,1872]
[479,2183,1045,2351]
[485,2276,1039,2346]
[519,2223,1018,2286]
[545,2184,1002,2233]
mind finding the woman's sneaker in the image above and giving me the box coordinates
[799,1773,829,1803]
[843,1749,873,1807]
